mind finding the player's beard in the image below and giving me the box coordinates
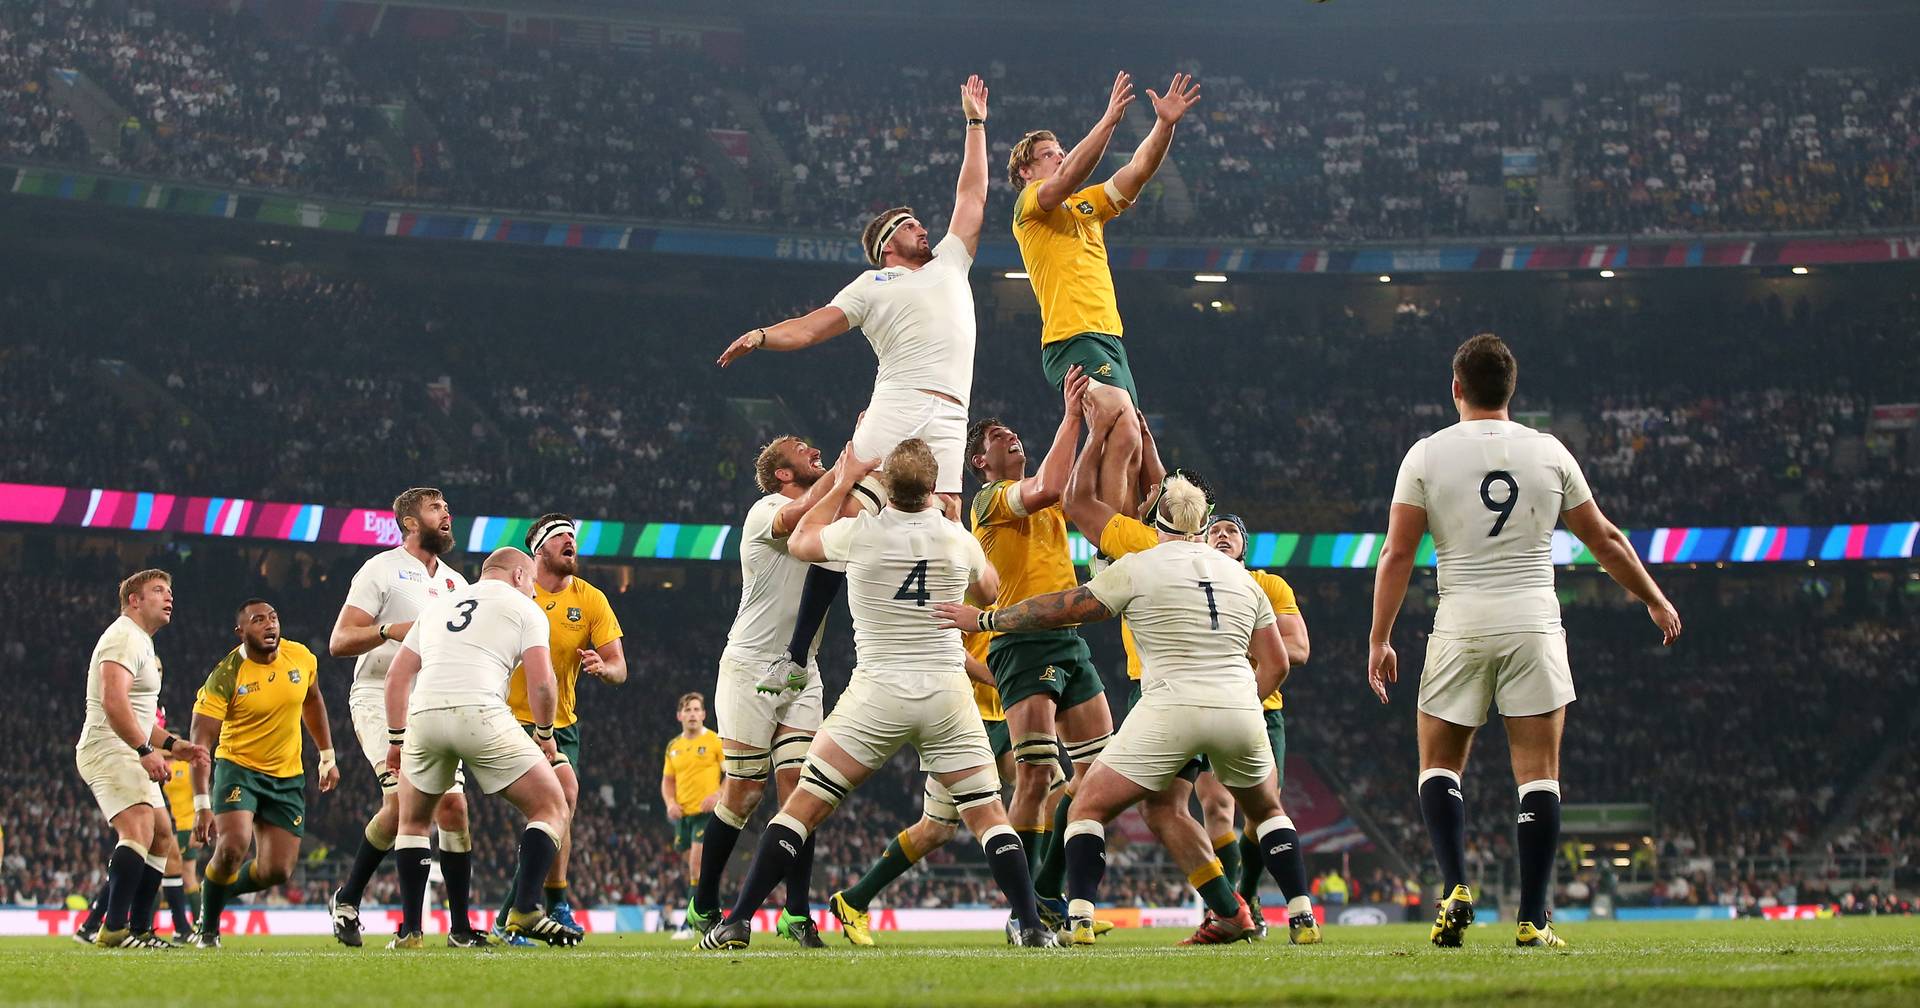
[418,523,455,556]
[548,553,578,577]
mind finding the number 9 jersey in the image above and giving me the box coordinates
[1391,418,1593,639]
[399,580,552,714]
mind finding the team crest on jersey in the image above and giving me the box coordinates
[446,578,455,590]
[224,787,242,805]
[697,746,708,756]
[1093,363,1112,377]
[1040,666,1059,682]
[288,670,301,684]
[567,607,582,623]
[1075,200,1095,215]
[292,815,303,827]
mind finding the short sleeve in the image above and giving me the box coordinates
[818,515,863,562]
[827,273,873,329]
[1263,573,1301,616]
[970,481,1020,528]
[934,231,974,271]
[193,652,240,720]
[344,559,385,617]
[1078,183,1125,222]
[1251,580,1278,630]
[520,597,552,655]
[1083,554,1139,615]
[960,526,991,583]
[95,624,141,671]
[661,748,674,777]
[1013,182,1044,224]
[1100,513,1158,558]
[588,587,623,646]
[398,621,423,655]
[1557,439,1595,511]
[1391,439,1428,510]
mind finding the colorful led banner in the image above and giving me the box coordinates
[4,482,1914,569]
[11,164,1920,275]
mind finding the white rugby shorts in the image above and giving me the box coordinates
[819,670,993,774]
[75,741,164,822]
[850,388,968,495]
[1102,697,1273,792]
[402,705,545,796]
[1417,630,1575,728]
[351,684,464,793]
[714,651,825,750]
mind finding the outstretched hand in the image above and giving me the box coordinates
[1101,71,1136,124]
[837,442,883,484]
[1147,73,1200,125]
[718,329,763,368]
[962,75,989,120]
[1060,364,1089,419]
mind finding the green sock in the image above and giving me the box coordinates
[1032,793,1073,900]
[545,884,568,909]
[199,878,230,934]
[1213,833,1243,897]
[226,861,266,897]
[1016,829,1045,873]
[1197,873,1240,918]
[1238,832,1264,901]
[841,832,920,912]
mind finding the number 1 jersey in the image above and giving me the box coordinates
[1392,418,1593,639]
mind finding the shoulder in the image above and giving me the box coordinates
[204,648,245,693]
[280,640,318,667]
[970,481,1011,527]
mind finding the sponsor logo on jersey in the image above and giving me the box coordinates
[545,601,557,611]
[567,607,582,623]
[267,671,276,683]
[397,570,423,582]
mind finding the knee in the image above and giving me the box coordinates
[437,793,469,829]
[255,863,292,887]
[919,819,959,850]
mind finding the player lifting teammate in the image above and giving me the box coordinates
[1369,334,1682,949]
[187,599,339,948]
[699,441,1057,950]
[1009,70,1199,514]
[328,488,481,947]
[686,436,841,947]
[937,477,1321,946]
[491,514,628,945]
[382,548,583,948]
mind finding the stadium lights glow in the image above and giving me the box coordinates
[1003,271,1029,280]
[1209,300,1223,309]
[1599,269,1616,278]
[1377,275,1392,283]
[1791,265,1810,275]
[1193,273,1228,283]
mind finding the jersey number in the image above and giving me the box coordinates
[894,560,931,607]
[1480,470,1519,537]
[446,598,479,632]
[1197,580,1219,630]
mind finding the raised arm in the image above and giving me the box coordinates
[717,304,852,368]
[773,466,862,537]
[789,445,882,563]
[1061,405,1119,545]
[1031,72,1134,211]
[949,75,990,256]
[1107,73,1200,203]
[330,604,400,659]
[1366,503,1427,704]
[1014,366,1089,512]
[1562,500,1682,645]
[1135,413,1166,518]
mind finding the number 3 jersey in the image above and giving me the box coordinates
[818,506,989,682]
[1392,418,1594,639]
[1083,540,1275,709]
[399,580,550,714]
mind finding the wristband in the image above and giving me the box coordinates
[534,723,555,741]
[193,794,212,812]
[966,117,986,127]
[387,727,405,745]
[135,744,155,757]
[317,748,337,771]
[979,610,996,632]
[161,735,177,752]
[377,623,390,642]
[752,328,768,348]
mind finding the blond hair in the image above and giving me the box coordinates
[754,435,806,493]
[886,439,938,511]
[677,692,705,712]
[1157,476,1210,536]
[1007,130,1058,188]
[118,569,171,607]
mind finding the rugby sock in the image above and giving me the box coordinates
[783,835,816,917]
[545,883,568,910]
[198,875,231,934]
[1063,820,1108,920]
[186,884,201,922]
[723,814,807,924]
[1516,780,1562,929]
[784,566,845,666]
[1016,829,1046,873]
[336,819,394,907]
[1236,831,1264,901]
[1189,860,1240,918]
[395,835,432,935]
[81,879,108,932]
[842,830,921,912]
[1032,792,1075,900]
[1254,816,1313,905]
[441,851,473,933]
[514,823,561,915]
[981,825,1042,930]
[694,816,744,914]
[226,860,267,897]
[1419,768,1468,894]
[1212,831,1242,896]
[102,842,146,931]
[129,853,166,934]
[163,876,190,936]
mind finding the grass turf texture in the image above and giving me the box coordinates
[5,918,1918,1007]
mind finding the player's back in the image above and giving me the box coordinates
[827,507,984,679]
[1393,419,1593,638]
[725,493,815,663]
[1088,541,1270,708]
[406,580,547,712]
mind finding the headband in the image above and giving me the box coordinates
[866,210,914,266]
[529,518,577,555]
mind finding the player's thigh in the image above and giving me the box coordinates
[850,388,937,464]
[990,633,1073,724]
[1417,634,1498,731]
[1503,707,1567,784]
[210,808,256,857]
[1265,709,1288,791]
[1493,631,1576,722]
[145,804,175,851]
[920,398,969,495]
[79,745,163,830]
[1200,706,1276,793]
[497,755,567,821]
[348,689,394,774]
[816,674,912,775]
[713,654,782,750]
[252,823,304,875]
[1053,642,1111,745]
[1066,760,1154,824]
[915,684,997,779]
[1193,771,1236,828]
[1098,697,1199,795]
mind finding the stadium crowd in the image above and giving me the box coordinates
[3,5,1916,239]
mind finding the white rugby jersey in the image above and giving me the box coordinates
[1391,419,1594,638]
[827,231,977,406]
[400,580,550,713]
[723,493,824,665]
[342,546,470,692]
[1085,541,1274,709]
[818,506,987,681]
[79,615,162,749]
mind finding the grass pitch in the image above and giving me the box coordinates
[5,918,1919,1007]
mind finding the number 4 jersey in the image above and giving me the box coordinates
[818,506,989,681]
[1392,418,1594,639]
[399,580,551,713]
